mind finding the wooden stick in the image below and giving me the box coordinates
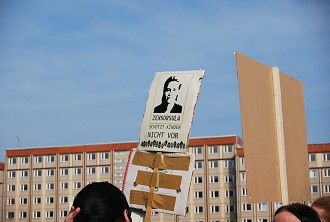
[144,152,161,222]
[272,67,289,205]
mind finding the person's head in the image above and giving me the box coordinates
[312,196,330,222]
[72,182,131,222]
[162,76,181,104]
[274,203,321,222]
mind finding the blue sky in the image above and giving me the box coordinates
[0,1,329,161]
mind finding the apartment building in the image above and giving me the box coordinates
[4,141,138,222]
[235,143,330,222]
[3,136,329,222]
[0,162,4,221]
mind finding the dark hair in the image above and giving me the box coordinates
[73,182,131,222]
[312,196,330,222]
[274,203,321,222]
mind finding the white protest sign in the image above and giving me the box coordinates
[123,148,195,216]
[138,70,205,153]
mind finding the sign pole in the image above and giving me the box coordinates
[144,152,161,222]
[272,67,289,205]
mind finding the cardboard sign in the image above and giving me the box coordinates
[123,148,195,216]
[138,70,205,153]
[235,52,310,202]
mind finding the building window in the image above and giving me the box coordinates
[209,146,218,154]
[224,175,235,183]
[324,185,330,193]
[193,147,203,154]
[194,191,203,199]
[258,219,268,222]
[274,202,282,210]
[115,179,123,184]
[60,196,68,203]
[74,182,82,189]
[225,190,235,197]
[46,183,55,190]
[210,190,219,198]
[224,160,234,168]
[21,157,29,164]
[101,166,109,174]
[60,210,68,218]
[47,155,55,163]
[87,167,96,174]
[46,211,54,218]
[34,169,42,177]
[210,175,219,183]
[243,220,252,222]
[241,187,248,196]
[88,153,96,160]
[46,197,54,204]
[20,184,28,191]
[7,212,14,219]
[74,168,82,175]
[33,211,41,218]
[47,169,55,176]
[257,203,268,211]
[310,169,317,178]
[323,153,330,161]
[209,160,219,168]
[34,156,42,163]
[308,153,316,162]
[20,198,28,205]
[240,172,246,181]
[223,145,233,153]
[74,154,82,161]
[61,155,69,162]
[21,170,29,177]
[194,206,203,213]
[34,197,41,204]
[61,168,69,176]
[242,203,252,211]
[8,184,15,192]
[211,205,220,213]
[34,183,42,191]
[101,152,109,160]
[115,173,123,178]
[115,151,127,156]
[194,177,203,185]
[226,205,235,212]
[323,169,330,177]
[115,159,126,163]
[61,182,69,189]
[9,157,16,165]
[115,165,125,170]
[195,161,203,169]
[311,185,318,193]
[20,212,28,219]
[8,171,16,178]
[7,198,15,205]
[240,157,245,165]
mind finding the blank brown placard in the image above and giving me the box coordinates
[280,72,310,201]
[235,51,310,202]
[236,51,281,202]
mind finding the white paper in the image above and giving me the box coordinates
[138,70,205,153]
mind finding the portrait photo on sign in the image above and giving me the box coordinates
[153,76,183,114]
